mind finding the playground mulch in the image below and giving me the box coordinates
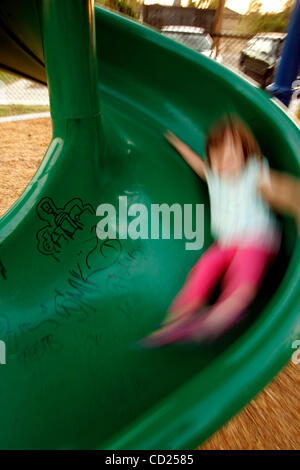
[201,362,300,450]
[0,117,299,450]
[0,117,52,217]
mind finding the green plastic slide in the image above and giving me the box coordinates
[0,0,299,450]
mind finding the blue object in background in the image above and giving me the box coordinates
[267,0,300,106]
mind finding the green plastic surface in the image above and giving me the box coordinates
[0,0,299,450]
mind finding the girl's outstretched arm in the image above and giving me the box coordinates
[258,168,300,230]
[165,131,207,180]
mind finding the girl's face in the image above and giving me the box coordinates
[209,129,245,177]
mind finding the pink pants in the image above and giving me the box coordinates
[170,242,277,318]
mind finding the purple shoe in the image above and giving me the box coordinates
[180,306,247,344]
[140,315,197,348]
[172,308,212,344]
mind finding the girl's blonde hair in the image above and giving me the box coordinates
[206,115,262,165]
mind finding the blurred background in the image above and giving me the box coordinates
[0,0,299,120]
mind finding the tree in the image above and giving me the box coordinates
[95,0,138,19]
[284,0,295,13]
[247,0,262,14]
[207,0,219,8]
[187,0,222,9]
[197,0,219,7]
[241,0,295,34]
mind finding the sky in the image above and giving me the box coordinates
[143,0,287,14]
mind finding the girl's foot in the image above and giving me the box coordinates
[140,314,196,348]
[184,305,245,343]
[162,298,200,326]
[141,307,212,348]
[169,308,213,344]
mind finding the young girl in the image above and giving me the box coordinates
[143,116,281,346]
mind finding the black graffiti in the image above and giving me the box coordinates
[13,239,123,352]
[20,334,63,363]
[0,315,10,337]
[106,248,144,292]
[85,236,122,273]
[0,260,7,280]
[14,240,143,362]
[36,196,95,261]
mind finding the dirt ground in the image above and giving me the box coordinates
[0,118,52,217]
[0,117,299,450]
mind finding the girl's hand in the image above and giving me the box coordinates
[258,169,300,230]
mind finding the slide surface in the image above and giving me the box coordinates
[0,0,299,450]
